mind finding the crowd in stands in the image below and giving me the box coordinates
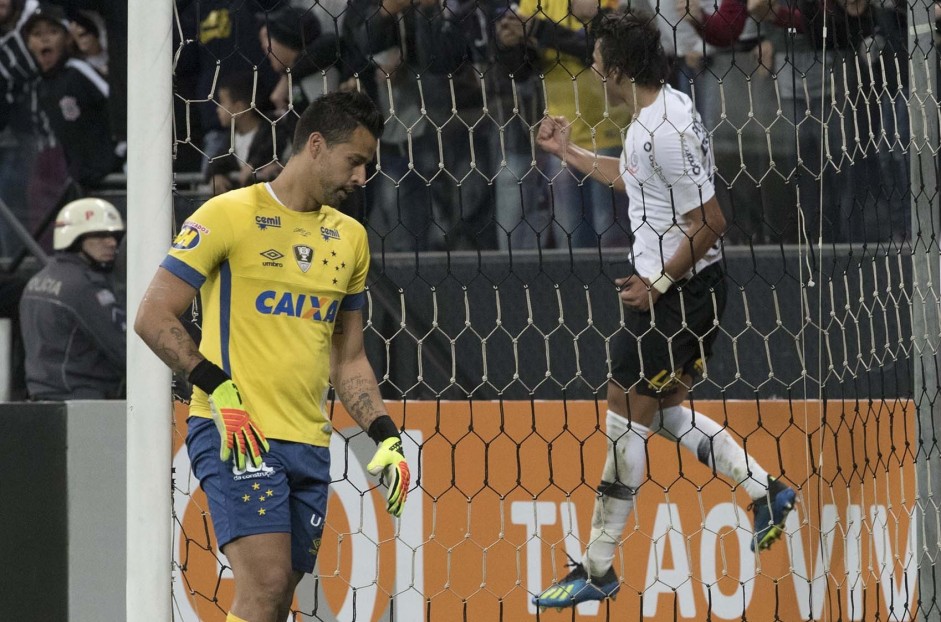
[0,0,930,260]
[170,0,919,252]
[0,0,125,258]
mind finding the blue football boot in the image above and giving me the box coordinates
[532,560,620,610]
[751,477,797,552]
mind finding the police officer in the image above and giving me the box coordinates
[19,197,126,399]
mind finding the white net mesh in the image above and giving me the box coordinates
[167,0,938,619]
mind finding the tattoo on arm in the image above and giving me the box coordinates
[338,375,382,428]
[334,314,345,335]
[152,322,201,374]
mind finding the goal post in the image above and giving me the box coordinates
[126,0,174,619]
[910,1,941,618]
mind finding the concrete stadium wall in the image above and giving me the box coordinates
[0,401,126,622]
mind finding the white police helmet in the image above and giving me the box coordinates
[53,198,124,251]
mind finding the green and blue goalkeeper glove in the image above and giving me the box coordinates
[366,417,410,517]
[189,360,269,470]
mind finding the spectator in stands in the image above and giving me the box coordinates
[260,7,342,127]
[343,0,494,251]
[207,71,286,195]
[174,0,278,174]
[769,0,874,242]
[677,0,782,244]
[19,197,125,400]
[475,0,548,251]
[67,9,106,75]
[0,0,39,256]
[24,2,117,189]
[0,0,37,130]
[636,0,714,122]
[500,0,633,249]
[679,0,781,46]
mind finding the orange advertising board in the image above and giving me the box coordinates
[172,399,916,621]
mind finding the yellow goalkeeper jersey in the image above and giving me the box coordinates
[161,183,370,447]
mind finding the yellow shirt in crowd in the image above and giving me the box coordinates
[519,0,633,150]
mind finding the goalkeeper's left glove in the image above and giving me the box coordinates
[366,416,410,517]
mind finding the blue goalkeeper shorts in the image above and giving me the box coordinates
[186,416,330,573]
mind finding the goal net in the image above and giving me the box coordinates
[164,0,938,619]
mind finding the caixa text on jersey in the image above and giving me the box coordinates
[255,290,339,322]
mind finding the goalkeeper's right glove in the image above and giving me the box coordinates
[189,360,269,469]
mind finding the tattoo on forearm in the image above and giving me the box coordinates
[334,314,345,335]
[338,375,381,427]
[153,323,200,374]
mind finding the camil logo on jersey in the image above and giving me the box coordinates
[256,215,282,230]
[256,290,339,323]
[294,245,313,272]
[320,226,340,241]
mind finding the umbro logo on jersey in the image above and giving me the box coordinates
[294,245,313,272]
[256,215,282,230]
[260,249,284,267]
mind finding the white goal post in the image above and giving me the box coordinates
[126,0,173,619]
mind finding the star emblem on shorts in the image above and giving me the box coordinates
[258,508,266,516]
[258,495,266,502]
[242,494,250,502]
[266,489,274,497]
[252,483,260,490]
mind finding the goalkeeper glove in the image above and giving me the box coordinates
[366,417,410,517]
[189,360,269,469]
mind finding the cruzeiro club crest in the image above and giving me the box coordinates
[293,245,314,272]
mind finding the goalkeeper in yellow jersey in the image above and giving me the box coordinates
[531,10,796,610]
[135,91,409,622]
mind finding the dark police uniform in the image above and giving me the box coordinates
[19,252,125,399]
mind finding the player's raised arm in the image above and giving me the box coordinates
[536,114,627,192]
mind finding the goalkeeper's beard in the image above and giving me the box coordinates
[323,184,355,206]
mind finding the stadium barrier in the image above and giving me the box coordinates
[0,401,125,621]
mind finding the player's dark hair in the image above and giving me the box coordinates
[291,91,384,154]
[591,10,670,89]
[216,71,256,108]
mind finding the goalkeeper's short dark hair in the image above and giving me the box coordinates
[591,10,670,89]
[292,91,384,154]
